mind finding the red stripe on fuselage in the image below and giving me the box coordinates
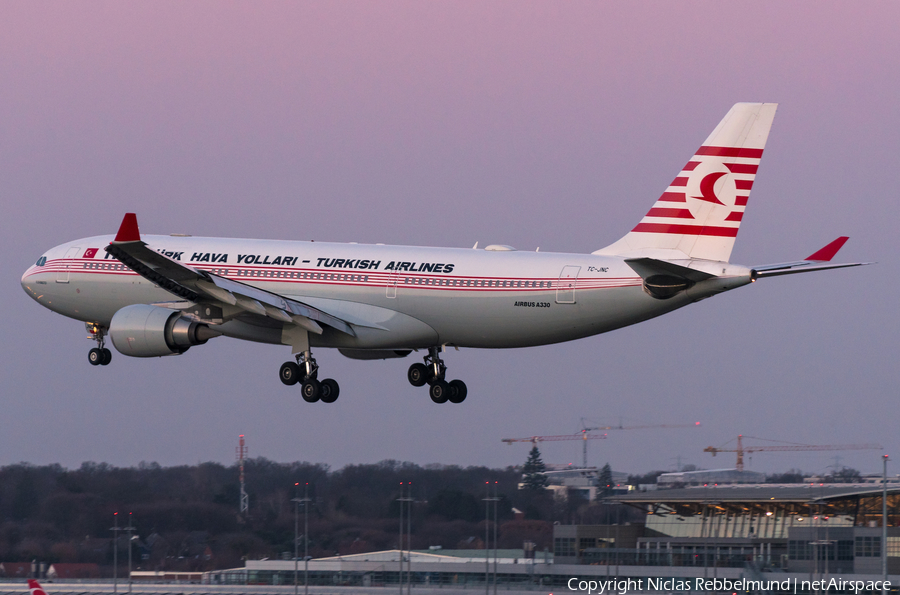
[28,260,641,292]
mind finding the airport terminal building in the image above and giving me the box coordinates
[558,483,900,576]
[203,483,900,591]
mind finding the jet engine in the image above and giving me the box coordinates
[109,304,220,357]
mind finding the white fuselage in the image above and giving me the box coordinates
[22,234,744,352]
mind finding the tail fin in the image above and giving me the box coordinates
[27,581,48,595]
[595,103,778,262]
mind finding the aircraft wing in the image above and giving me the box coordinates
[751,236,872,278]
[105,213,354,336]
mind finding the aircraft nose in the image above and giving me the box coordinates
[21,256,49,302]
[21,266,41,300]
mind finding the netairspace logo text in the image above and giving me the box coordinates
[567,577,892,594]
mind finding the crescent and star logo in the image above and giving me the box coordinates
[686,162,738,223]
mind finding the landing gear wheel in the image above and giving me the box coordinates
[319,379,340,403]
[88,348,102,366]
[430,380,450,404]
[301,378,321,402]
[100,348,112,366]
[280,362,301,386]
[448,379,467,403]
[408,363,428,387]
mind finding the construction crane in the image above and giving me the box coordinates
[501,432,609,467]
[704,435,883,472]
[503,420,701,468]
[578,419,702,468]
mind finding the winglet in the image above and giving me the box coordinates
[805,236,849,262]
[113,213,141,243]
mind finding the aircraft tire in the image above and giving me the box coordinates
[280,362,301,386]
[320,379,340,403]
[407,363,428,387]
[88,348,102,366]
[100,348,112,365]
[448,379,467,403]
[429,380,450,404]
[301,378,321,403]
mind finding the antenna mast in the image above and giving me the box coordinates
[236,434,249,514]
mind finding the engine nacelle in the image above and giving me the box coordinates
[109,304,220,357]
[642,274,694,299]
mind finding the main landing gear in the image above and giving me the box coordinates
[279,350,340,403]
[86,322,111,366]
[407,347,467,404]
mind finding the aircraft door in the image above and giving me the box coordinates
[57,246,81,283]
[556,265,580,304]
[385,270,398,298]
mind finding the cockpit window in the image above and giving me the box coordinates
[36,256,47,267]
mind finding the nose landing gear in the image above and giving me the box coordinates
[86,323,111,366]
[279,350,340,403]
[408,347,467,404]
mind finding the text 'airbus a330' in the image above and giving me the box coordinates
[22,103,867,404]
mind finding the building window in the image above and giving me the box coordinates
[554,537,576,557]
[855,536,881,557]
[789,540,811,560]
[837,540,854,561]
[887,537,900,557]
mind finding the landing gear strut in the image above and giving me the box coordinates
[408,347,467,404]
[279,350,339,403]
[86,323,111,366]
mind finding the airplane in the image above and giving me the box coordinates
[27,580,48,595]
[21,103,867,405]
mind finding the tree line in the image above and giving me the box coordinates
[0,458,570,573]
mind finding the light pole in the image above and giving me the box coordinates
[407,482,413,595]
[406,481,415,595]
[398,482,405,595]
[293,483,300,595]
[482,481,499,595]
[124,513,136,594]
[304,484,310,595]
[291,483,312,595]
[396,482,414,595]
[110,512,120,595]
[493,481,498,595]
[884,455,889,595]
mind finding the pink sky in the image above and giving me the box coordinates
[2,2,897,475]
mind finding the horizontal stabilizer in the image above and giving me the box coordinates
[751,237,872,278]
